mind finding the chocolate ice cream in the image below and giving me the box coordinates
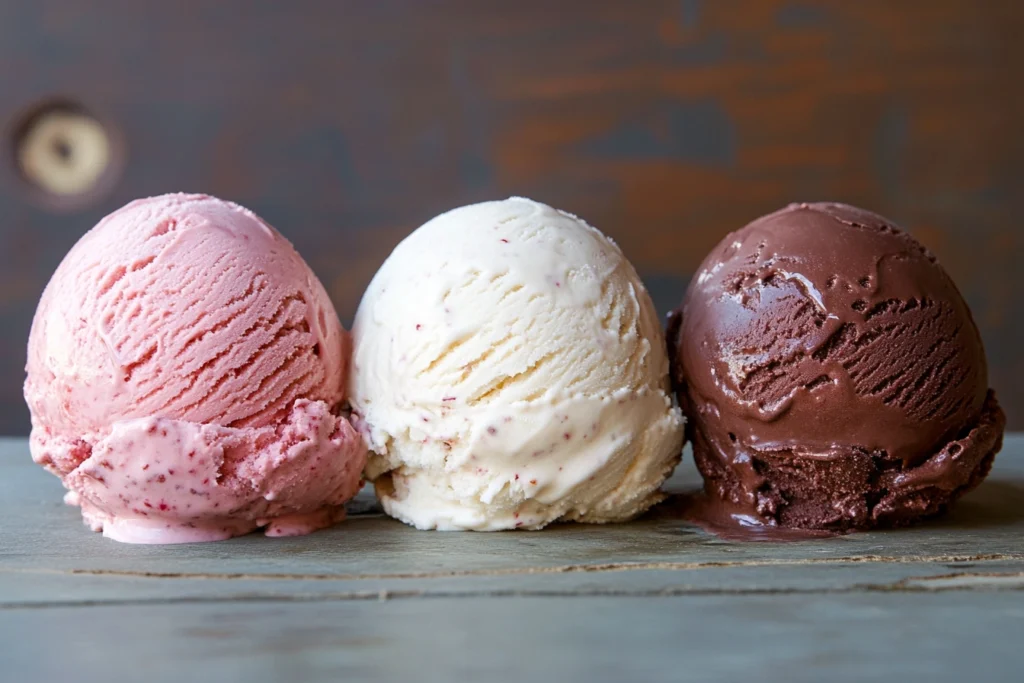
[668,202,1005,531]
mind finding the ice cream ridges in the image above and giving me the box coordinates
[668,202,1005,531]
[30,192,995,540]
[25,193,367,543]
[350,197,685,530]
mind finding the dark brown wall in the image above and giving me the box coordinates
[1,0,1021,434]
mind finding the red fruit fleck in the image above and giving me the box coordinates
[202,478,209,485]
[529,479,537,485]
[188,469,196,475]
[555,282,561,287]
[159,502,169,511]
[416,324,422,330]
[443,396,457,402]
[147,424,157,434]
[422,416,430,422]
[160,428,168,437]
[156,474,166,483]
[144,501,153,508]
[500,238,509,243]
[515,522,523,527]
[188,451,195,459]
[142,464,149,470]
[563,433,571,440]
[514,474,520,481]
[100,460,113,470]
[168,469,175,475]
[487,426,497,436]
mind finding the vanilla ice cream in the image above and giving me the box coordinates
[350,197,684,530]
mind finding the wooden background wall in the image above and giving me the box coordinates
[0,0,1021,434]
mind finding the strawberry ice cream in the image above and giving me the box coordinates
[25,193,367,543]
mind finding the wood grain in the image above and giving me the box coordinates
[0,0,1021,433]
[3,435,1024,681]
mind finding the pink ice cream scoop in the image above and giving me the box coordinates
[25,193,367,543]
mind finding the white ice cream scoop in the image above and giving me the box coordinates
[350,197,685,530]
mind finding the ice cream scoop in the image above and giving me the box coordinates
[350,197,684,530]
[25,193,367,543]
[668,202,1005,531]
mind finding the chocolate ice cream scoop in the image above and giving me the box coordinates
[668,202,1005,531]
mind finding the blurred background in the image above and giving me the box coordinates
[0,0,1021,434]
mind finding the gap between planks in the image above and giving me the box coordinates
[2,553,1020,582]
[3,571,1024,610]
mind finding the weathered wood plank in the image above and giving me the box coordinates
[0,0,1021,434]
[3,560,1023,607]
[4,437,1023,578]
[3,436,1024,681]
[4,593,1024,683]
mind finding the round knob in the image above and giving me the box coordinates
[18,108,111,196]
[10,101,124,211]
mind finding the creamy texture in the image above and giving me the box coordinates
[351,197,684,530]
[669,202,1004,530]
[35,401,364,543]
[677,202,988,463]
[25,193,367,543]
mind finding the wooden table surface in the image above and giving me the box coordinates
[2,435,1023,682]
